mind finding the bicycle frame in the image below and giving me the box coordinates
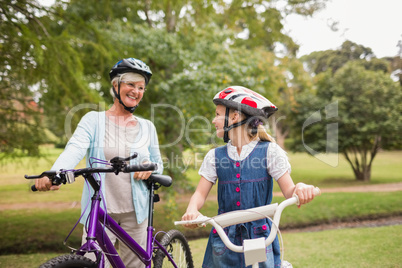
[75,173,177,268]
[26,156,193,268]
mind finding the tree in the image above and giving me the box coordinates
[291,61,402,181]
[300,40,388,75]
[0,0,103,157]
[1,0,326,179]
[270,56,314,148]
[385,37,402,86]
[0,0,51,156]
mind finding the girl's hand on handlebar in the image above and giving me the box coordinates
[181,210,202,229]
[293,183,316,208]
[35,176,61,191]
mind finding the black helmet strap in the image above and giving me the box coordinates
[223,107,248,143]
[113,81,139,113]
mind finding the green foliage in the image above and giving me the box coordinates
[0,1,49,156]
[0,0,326,186]
[0,0,103,152]
[301,40,389,75]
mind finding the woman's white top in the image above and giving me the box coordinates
[103,116,140,214]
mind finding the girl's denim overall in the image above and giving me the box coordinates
[202,141,281,268]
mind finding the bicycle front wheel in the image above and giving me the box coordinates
[154,229,194,268]
[39,254,96,268]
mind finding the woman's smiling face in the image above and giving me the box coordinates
[116,80,145,107]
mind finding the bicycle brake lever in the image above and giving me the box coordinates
[123,153,138,162]
[110,153,138,173]
[110,157,126,164]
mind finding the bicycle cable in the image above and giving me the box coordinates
[62,157,110,252]
[62,168,92,250]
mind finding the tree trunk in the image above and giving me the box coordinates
[274,124,289,150]
[343,150,373,182]
[354,168,371,182]
[275,131,286,149]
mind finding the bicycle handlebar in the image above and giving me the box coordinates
[175,187,320,253]
[25,159,158,192]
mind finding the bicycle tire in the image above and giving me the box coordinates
[39,254,97,268]
[154,229,194,268]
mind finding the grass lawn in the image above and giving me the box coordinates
[188,225,402,267]
[1,191,401,254]
[283,224,402,267]
[286,151,402,186]
[1,225,400,267]
[0,148,401,267]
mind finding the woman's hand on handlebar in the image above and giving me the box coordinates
[35,176,61,191]
[293,182,316,208]
[133,161,153,180]
[133,170,152,180]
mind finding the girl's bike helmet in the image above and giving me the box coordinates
[109,58,152,113]
[213,86,278,142]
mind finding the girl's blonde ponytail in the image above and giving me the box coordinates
[247,123,275,142]
[255,124,275,142]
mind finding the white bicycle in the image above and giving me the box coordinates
[175,188,321,268]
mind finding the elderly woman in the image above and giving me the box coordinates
[35,58,163,267]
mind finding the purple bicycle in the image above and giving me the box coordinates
[25,154,194,268]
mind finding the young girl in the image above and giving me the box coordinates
[182,86,317,268]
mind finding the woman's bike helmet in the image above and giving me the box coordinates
[213,86,278,142]
[109,58,152,113]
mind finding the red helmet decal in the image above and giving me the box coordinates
[241,97,257,108]
[219,88,234,99]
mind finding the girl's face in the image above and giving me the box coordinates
[212,105,228,138]
[115,80,145,107]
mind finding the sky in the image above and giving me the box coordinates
[283,0,402,58]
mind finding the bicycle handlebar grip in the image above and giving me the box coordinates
[293,187,321,206]
[25,175,40,192]
[25,174,61,192]
[124,163,157,173]
[314,187,321,196]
